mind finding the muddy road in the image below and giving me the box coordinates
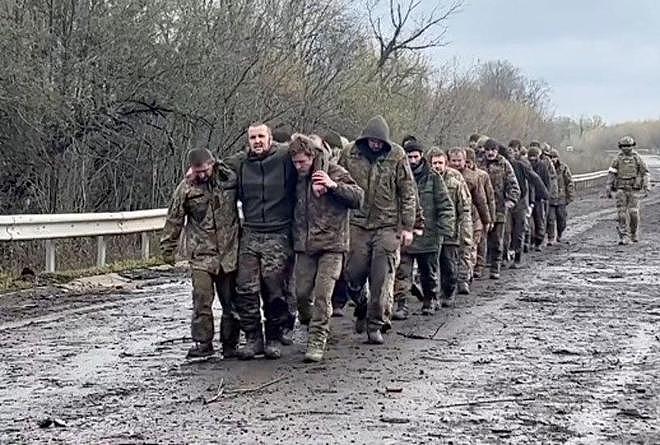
[2,159,659,444]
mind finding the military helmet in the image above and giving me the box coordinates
[618,136,636,147]
[541,142,552,155]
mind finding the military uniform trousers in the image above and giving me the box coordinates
[547,204,568,241]
[615,189,641,238]
[475,231,487,274]
[394,251,439,305]
[191,268,239,348]
[439,244,459,298]
[470,229,483,275]
[235,229,293,340]
[531,201,547,246]
[294,252,343,338]
[508,205,528,254]
[344,226,400,330]
[487,221,507,269]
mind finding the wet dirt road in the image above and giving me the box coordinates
[1,159,659,444]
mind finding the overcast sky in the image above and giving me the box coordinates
[436,0,660,124]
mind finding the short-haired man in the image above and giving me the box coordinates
[427,147,472,307]
[161,149,240,359]
[289,134,364,361]
[547,149,574,244]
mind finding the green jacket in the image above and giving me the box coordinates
[442,167,473,247]
[160,162,239,274]
[405,160,455,254]
[552,161,575,205]
[338,116,417,231]
[484,155,521,223]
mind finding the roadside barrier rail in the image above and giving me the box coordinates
[0,172,608,272]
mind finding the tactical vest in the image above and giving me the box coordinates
[617,154,639,180]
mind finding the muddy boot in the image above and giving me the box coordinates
[440,293,455,308]
[421,299,434,316]
[186,342,214,359]
[220,317,240,359]
[473,269,482,279]
[391,298,408,320]
[490,263,501,280]
[354,302,367,334]
[331,306,345,318]
[618,235,630,246]
[304,332,326,363]
[278,328,294,346]
[366,329,384,345]
[237,331,264,360]
[510,252,522,269]
[457,282,470,295]
[264,340,281,359]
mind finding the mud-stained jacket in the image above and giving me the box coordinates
[460,167,490,232]
[225,143,296,233]
[484,155,521,223]
[160,162,239,274]
[338,118,416,231]
[607,150,650,192]
[442,167,473,247]
[405,159,455,254]
[473,167,496,226]
[293,152,364,254]
[552,161,575,205]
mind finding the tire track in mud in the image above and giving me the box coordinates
[1,172,659,443]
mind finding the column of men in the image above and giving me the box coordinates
[160,117,575,363]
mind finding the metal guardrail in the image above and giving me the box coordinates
[0,172,607,273]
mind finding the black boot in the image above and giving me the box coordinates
[237,331,264,360]
[392,298,408,320]
[220,316,240,359]
[490,262,501,280]
[264,340,281,359]
[354,302,367,334]
[510,252,522,269]
[186,342,214,359]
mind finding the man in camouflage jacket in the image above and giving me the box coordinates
[428,147,473,307]
[161,148,240,359]
[482,139,521,279]
[466,148,496,278]
[338,115,417,344]
[289,134,364,362]
[547,149,574,244]
[393,141,455,319]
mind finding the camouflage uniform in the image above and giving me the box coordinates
[226,144,297,348]
[547,154,574,243]
[471,165,495,277]
[160,162,240,354]
[458,166,490,285]
[292,142,364,357]
[440,167,472,301]
[606,137,650,243]
[394,158,455,316]
[483,153,520,275]
[528,147,557,248]
[338,116,417,337]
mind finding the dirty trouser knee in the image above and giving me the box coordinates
[394,253,414,306]
[532,201,546,245]
[439,244,459,298]
[191,270,216,343]
[304,253,343,338]
[416,251,439,300]
[344,225,371,307]
[487,222,506,268]
[510,206,527,253]
[259,231,293,340]
[368,228,400,330]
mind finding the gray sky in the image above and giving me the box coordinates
[437,0,660,124]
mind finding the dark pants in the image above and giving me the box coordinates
[394,251,439,311]
[508,205,528,254]
[487,221,506,270]
[235,229,293,341]
[344,226,400,330]
[531,201,547,246]
[439,244,459,299]
[191,268,239,348]
[547,204,567,241]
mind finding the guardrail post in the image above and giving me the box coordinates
[45,240,56,273]
[141,232,150,260]
[97,236,106,268]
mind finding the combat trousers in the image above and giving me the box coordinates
[531,201,547,246]
[509,205,528,254]
[344,226,400,331]
[547,204,568,242]
[476,231,488,274]
[439,244,459,299]
[470,229,483,275]
[487,221,506,270]
[191,268,239,348]
[294,252,343,338]
[394,251,439,312]
[615,189,640,239]
[235,229,293,341]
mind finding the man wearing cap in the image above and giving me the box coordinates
[393,141,454,318]
[547,149,574,244]
[338,116,417,344]
[527,141,555,251]
[161,149,241,359]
